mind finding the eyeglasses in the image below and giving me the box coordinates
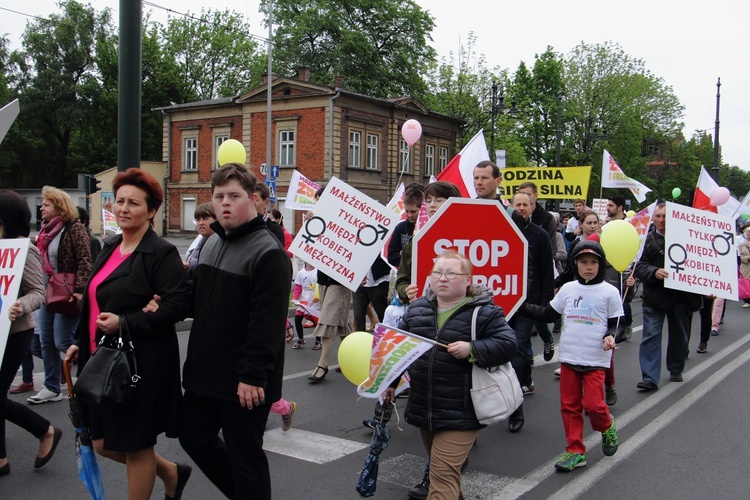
[430,271,468,280]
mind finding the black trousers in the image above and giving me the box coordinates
[352,281,389,332]
[179,391,272,500]
[1,329,49,458]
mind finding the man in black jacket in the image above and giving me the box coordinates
[179,164,292,500]
[507,192,555,432]
[634,203,698,391]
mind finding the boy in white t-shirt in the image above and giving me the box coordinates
[520,241,623,472]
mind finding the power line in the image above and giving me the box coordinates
[0,6,46,21]
[142,1,269,43]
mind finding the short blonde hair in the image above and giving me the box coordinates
[433,250,475,296]
[42,186,78,223]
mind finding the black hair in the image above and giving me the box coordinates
[0,190,32,238]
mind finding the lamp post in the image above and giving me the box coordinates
[555,94,562,166]
[489,81,518,162]
[584,115,608,164]
[712,77,721,182]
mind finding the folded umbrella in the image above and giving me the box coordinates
[356,419,390,497]
[63,360,106,500]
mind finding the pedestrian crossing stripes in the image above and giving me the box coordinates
[263,428,369,464]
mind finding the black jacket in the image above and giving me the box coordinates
[511,211,554,305]
[398,287,518,431]
[531,202,558,249]
[182,216,292,404]
[74,228,191,439]
[387,219,415,267]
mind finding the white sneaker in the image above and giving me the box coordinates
[743,303,750,308]
[554,367,561,377]
[27,388,63,404]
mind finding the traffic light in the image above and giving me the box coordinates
[87,175,101,194]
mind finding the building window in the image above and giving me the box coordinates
[213,135,228,169]
[279,130,295,166]
[184,137,197,171]
[366,134,379,170]
[349,131,361,168]
[439,146,448,172]
[425,144,435,177]
[400,139,411,174]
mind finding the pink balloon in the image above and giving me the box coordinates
[401,119,422,146]
[709,187,730,207]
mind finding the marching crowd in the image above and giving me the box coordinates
[2,160,749,500]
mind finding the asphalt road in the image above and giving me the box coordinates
[2,236,749,499]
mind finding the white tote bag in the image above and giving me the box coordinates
[468,307,523,425]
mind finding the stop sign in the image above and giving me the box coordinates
[412,198,528,318]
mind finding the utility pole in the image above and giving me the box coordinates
[117,0,141,172]
[265,0,273,183]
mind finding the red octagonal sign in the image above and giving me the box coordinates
[412,198,528,318]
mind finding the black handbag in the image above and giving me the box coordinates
[74,316,141,408]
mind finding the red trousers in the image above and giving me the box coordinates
[560,364,612,455]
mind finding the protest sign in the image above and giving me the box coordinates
[664,202,738,301]
[591,199,609,220]
[284,170,321,210]
[412,198,527,318]
[0,239,30,360]
[497,166,592,200]
[289,177,396,291]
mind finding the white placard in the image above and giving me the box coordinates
[0,238,31,360]
[289,177,397,291]
[591,198,609,220]
[283,170,321,211]
[664,202,738,301]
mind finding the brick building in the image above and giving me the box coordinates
[156,70,463,235]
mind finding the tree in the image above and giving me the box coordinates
[264,0,436,99]
[159,9,263,100]
[563,41,684,173]
[510,47,567,167]
[8,0,114,187]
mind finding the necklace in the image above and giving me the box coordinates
[118,242,138,258]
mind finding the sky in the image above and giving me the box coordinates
[1,0,749,171]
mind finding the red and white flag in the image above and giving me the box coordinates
[601,149,651,203]
[693,166,740,217]
[435,130,489,197]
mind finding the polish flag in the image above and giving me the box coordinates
[435,130,489,197]
[693,166,740,217]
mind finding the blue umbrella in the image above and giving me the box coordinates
[63,361,106,500]
[356,419,390,497]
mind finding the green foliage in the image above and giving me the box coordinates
[159,9,262,100]
[264,0,436,99]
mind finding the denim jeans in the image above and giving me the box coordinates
[37,306,79,393]
[639,303,691,385]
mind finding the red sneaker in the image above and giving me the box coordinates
[10,381,35,394]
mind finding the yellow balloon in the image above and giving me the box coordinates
[600,219,640,272]
[626,210,636,218]
[217,139,246,166]
[337,331,374,386]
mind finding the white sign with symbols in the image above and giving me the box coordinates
[664,201,738,301]
[289,177,396,291]
[259,162,268,176]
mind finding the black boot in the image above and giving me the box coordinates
[408,464,430,500]
[508,404,524,433]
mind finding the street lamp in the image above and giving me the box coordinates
[584,115,609,164]
[712,77,721,182]
[490,81,519,160]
